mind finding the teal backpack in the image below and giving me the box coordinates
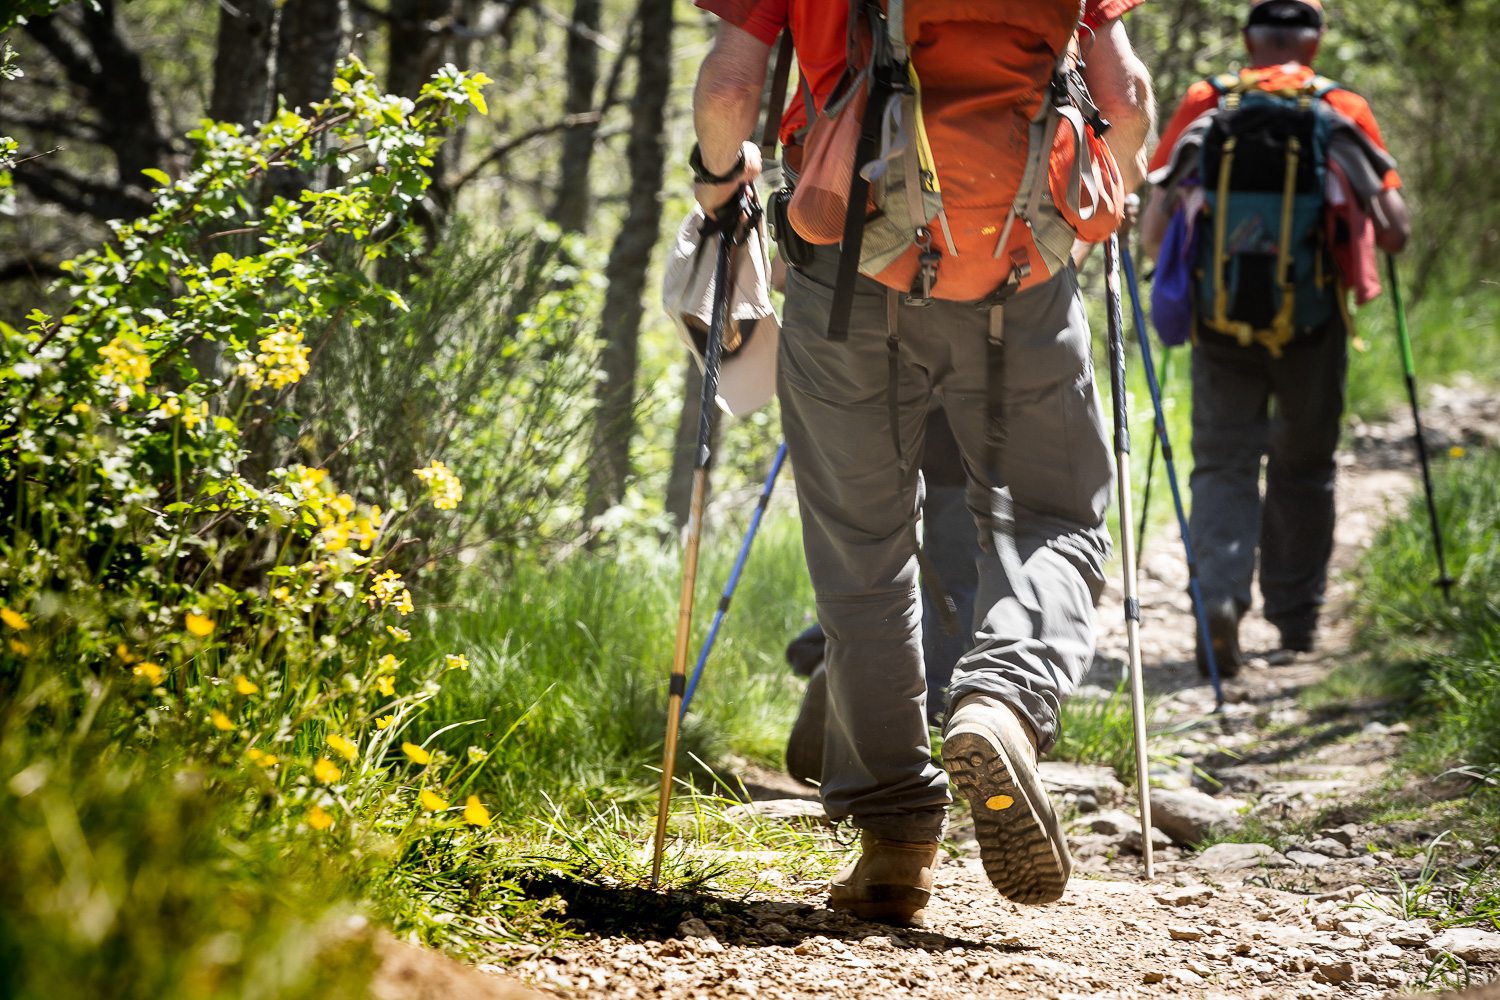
[1195,72,1342,356]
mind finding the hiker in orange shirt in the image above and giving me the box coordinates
[1140,0,1411,675]
[690,1,1151,925]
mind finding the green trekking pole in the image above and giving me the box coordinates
[1385,253,1455,601]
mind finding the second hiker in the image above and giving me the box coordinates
[1141,0,1411,675]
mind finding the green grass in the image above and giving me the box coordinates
[421,514,814,823]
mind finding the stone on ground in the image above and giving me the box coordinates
[1192,842,1293,870]
[1150,787,1243,845]
[1428,927,1500,963]
[722,799,828,825]
[1038,761,1125,806]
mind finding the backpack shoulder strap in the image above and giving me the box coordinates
[1208,72,1242,95]
[1308,75,1341,99]
[759,31,796,157]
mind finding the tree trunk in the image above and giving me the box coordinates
[584,0,673,522]
[548,0,602,234]
[274,0,347,115]
[387,0,454,230]
[210,0,277,128]
[664,356,724,532]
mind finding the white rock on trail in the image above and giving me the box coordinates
[722,799,828,825]
[1287,850,1332,867]
[1038,761,1125,805]
[1428,928,1500,963]
[1385,920,1434,947]
[1192,842,1293,871]
[1150,787,1244,845]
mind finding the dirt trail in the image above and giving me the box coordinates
[493,393,1500,1000]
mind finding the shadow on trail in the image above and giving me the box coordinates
[516,875,1015,954]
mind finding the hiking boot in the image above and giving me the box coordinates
[942,693,1070,905]
[1195,599,1243,680]
[1277,627,1317,654]
[827,831,940,927]
[786,662,826,786]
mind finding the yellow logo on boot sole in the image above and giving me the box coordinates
[985,795,1014,810]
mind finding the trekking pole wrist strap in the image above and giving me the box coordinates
[691,143,746,185]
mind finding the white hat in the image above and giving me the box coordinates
[661,201,779,417]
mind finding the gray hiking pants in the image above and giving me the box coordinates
[779,244,1114,843]
[1188,321,1348,638]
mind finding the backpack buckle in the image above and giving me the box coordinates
[904,229,941,306]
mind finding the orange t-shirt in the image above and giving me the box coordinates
[696,0,1143,146]
[1148,63,1401,189]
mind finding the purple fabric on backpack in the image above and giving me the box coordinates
[1150,200,1199,348]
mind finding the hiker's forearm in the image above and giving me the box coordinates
[1373,188,1411,254]
[693,23,770,176]
[1084,18,1154,193]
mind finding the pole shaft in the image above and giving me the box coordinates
[681,441,788,716]
[1121,247,1225,706]
[1105,235,1154,880]
[652,224,735,887]
[1386,253,1454,599]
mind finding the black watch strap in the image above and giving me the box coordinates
[690,143,745,185]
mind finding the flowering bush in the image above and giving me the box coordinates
[0,58,543,990]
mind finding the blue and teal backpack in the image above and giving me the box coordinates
[1195,72,1342,356]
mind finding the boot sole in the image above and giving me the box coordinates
[942,728,1069,905]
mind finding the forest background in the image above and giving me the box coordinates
[2,0,1498,997]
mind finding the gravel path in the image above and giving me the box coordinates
[494,396,1500,1000]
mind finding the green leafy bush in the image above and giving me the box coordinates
[0,57,572,995]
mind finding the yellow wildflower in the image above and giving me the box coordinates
[185,613,214,636]
[133,662,164,684]
[181,400,209,428]
[402,742,431,765]
[377,653,399,672]
[367,570,404,607]
[444,653,469,671]
[258,754,279,768]
[376,714,395,729]
[394,590,414,615]
[71,401,91,414]
[307,805,334,831]
[326,734,358,761]
[115,642,135,663]
[1451,446,1467,458]
[235,675,259,695]
[377,676,395,697]
[463,796,491,828]
[158,394,183,418]
[210,710,234,731]
[350,507,384,550]
[247,748,264,762]
[387,626,411,643]
[100,336,150,392]
[420,789,448,812]
[271,586,292,604]
[239,325,310,391]
[1,607,29,630]
[414,460,464,510]
[10,639,31,656]
[313,758,343,783]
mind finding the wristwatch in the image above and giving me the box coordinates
[690,143,745,185]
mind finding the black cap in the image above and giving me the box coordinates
[1247,0,1324,29]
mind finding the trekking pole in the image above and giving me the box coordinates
[651,197,743,888]
[1122,247,1226,709]
[1135,350,1171,564]
[1386,253,1456,601]
[679,440,788,718]
[1103,234,1154,881]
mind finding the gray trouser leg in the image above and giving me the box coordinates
[1188,323,1346,630]
[779,246,1112,841]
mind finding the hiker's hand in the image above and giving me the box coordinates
[696,140,762,219]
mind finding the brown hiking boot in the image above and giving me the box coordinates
[942,693,1071,905]
[827,831,940,927]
